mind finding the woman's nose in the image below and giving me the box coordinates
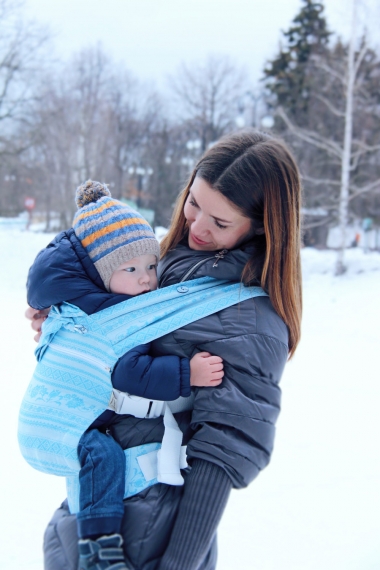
[191,213,208,235]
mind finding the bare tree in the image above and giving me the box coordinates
[21,46,114,228]
[22,45,165,229]
[0,0,53,216]
[0,0,50,156]
[276,1,380,272]
[106,72,163,201]
[336,0,358,274]
[170,55,247,152]
[142,120,193,227]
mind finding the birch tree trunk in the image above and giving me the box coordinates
[335,0,357,275]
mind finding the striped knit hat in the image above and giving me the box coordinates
[73,180,160,291]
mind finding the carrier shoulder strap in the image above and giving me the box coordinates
[89,276,267,358]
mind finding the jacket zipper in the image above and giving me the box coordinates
[180,250,228,282]
[50,343,111,372]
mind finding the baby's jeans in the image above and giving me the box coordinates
[76,428,126,538]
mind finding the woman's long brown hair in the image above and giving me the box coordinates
[160,130,302,358]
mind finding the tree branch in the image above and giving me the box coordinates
[302,216,333,230]
[310,56,345,86]
[276,107,343,159]
[351,140,380,158]
[353,41,368,80]
[314,94,345,118]
[302,174,341,187]
[349,178,380,200]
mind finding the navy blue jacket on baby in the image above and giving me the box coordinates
[27,228,191,431]
[26,228,191,539]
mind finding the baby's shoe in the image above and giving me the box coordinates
[78,533,129,569]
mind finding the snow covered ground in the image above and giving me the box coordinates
[1,229,379,569]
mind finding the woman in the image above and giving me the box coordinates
[27,129,302,570]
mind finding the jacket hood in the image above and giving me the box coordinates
[27,228,132,313]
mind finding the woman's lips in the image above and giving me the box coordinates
[190,232,210,245]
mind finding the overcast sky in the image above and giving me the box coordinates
[23,0,373,87]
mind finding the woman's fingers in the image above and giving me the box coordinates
[25,306,50,322]
[25,306,50,342]
[25,306,39,320]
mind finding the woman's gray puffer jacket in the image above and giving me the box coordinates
[43,241,289,570]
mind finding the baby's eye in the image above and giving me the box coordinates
[124,267,135,272]
[148,264,157,271]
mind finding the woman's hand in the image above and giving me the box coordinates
[25,306,50,342]
[190,352,224,387]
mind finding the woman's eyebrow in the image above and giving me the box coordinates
[190,191,232,223]
[212,215,233,224]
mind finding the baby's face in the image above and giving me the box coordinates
[109,254,158,295]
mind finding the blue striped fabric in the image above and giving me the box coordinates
[18,278,268,501]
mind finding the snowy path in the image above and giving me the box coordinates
[1,230,379,569]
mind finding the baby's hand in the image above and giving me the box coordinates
[190,352,224,387]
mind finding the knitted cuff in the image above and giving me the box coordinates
[159,459,232,570]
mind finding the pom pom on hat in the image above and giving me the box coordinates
[72,179,160,291]
[75,180,111,209]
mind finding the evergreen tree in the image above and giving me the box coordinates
[264,0,330,122]
[262,0,380,264]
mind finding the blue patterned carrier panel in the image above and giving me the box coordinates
[18,277,268,480]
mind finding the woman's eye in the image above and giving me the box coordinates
[189,199,197,207]
[214,220,227,229]
[124,267,135,272]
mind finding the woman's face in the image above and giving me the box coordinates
[184,177,253,251]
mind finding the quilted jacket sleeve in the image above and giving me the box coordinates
[112,344,191,401]
[171,296,289,488]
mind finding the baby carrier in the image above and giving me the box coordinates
[18,277,267,513]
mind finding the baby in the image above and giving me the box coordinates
[26,180,223,570]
